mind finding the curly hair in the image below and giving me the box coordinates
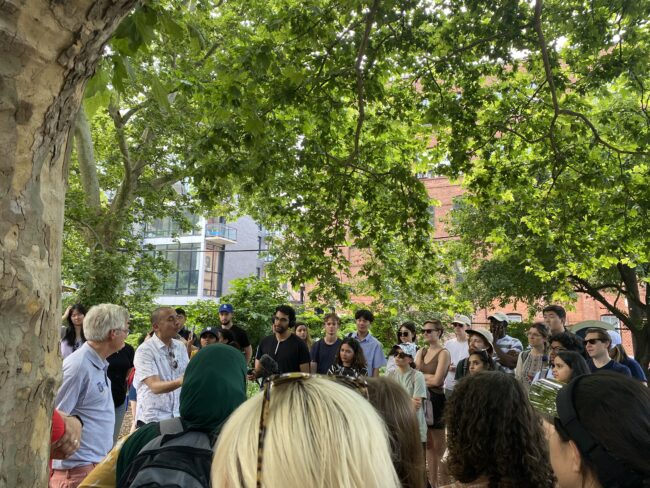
[445,372,554,488]
[334,337,367,370]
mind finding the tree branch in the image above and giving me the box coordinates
[568,275,630,325]
[350,0,380,161]
[534,0,650,156]
[73,109,101,210]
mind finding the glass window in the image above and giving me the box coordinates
[154,243,201,296]
[506,313,523,323]
[144,212,201,238]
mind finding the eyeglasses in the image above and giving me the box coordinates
[256,373,368,487]
[585,338,605,345]
[168,350,178,369]
[393,351,409,358]
[453,323,465,328]
[421,329,434,334]
[398,331,411,337]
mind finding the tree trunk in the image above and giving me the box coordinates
[0,1,138,485]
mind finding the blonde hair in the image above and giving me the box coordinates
[212,376,400,488]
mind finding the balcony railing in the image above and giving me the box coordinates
[205,223,237,242]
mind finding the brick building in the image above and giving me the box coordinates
[340,175,634,353]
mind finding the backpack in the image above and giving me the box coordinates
[117,417,215,488]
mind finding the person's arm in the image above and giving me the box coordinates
[61,305,71,322]
[424,350,450,388]
[413,372,426,411]
[494,346,519,369]
[372,368,380,377]
[243,345,253,364]
[514,353,525,381]
[299,362,310,373]
[142,375,183,394]
[414,348,424,370]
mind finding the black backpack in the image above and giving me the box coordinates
[117,418,215,488]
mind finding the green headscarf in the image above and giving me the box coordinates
[180,343,248,433]
[116,344,247,483]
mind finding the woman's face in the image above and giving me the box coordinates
[398,327,414,343]
[295,325,308,341]
[340,343,355,366]
[201,334,218,347]
[70,309,84,327]
[468,353,485,375]
[552,356,572,383]
[527,327,545,348]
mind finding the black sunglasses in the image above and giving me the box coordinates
[585,338,605,345]
[398,331,411,337]
[168,350,178,369]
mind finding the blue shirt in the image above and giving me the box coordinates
[53,343,114,468]
[587,358,632,377]
[350,332,386,374]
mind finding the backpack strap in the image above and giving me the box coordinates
[158,417,184,436]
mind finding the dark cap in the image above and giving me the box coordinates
[219,303,234,313]
[200,327,219,338]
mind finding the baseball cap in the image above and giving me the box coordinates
[487,312,509,323]
[218,303,234,313]
[607,330,622,347]
[200,327,219,338]
[451,314,472,327]
[392,342,417,359]
[466,328,495,352]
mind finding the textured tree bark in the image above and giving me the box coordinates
[0,1,138,485]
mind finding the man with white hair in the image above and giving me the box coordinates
[51,303,129,488]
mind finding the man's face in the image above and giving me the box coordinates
[356,317,371,335]
[273,311,290,334]
[543,311,564,333]
[176,314,186,330]
[489,319,505,339]
[585,333,609,359]
[452,322,468,338]
[154,308,179,341]
[110,319,129,353]
[324,318,339,336]
[219,311,233,326]
[468,334,488,353]
[549,340,567,362]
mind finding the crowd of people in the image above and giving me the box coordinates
[49,302,650,488]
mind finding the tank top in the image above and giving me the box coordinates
[419,346,447,394]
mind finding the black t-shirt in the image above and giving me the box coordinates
[310,338,342,374]
[229,324,251,349]
[256,333,310,374]
[107,343,135,407]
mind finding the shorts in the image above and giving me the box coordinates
[428,389,446,430]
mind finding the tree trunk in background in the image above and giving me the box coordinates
[0,1,138,485]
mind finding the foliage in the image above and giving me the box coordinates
[184,276,290,349]
[409,0,650,367]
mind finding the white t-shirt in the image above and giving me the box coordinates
[443,337,469,391]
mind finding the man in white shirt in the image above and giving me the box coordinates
[133,307,189,427]
[443,314,471,398]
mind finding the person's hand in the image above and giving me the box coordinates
[51,415,82,460]
[246,371,257,382]
[61,305,72,321]
[412,397,422,411]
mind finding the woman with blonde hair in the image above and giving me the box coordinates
[212,374,400,488]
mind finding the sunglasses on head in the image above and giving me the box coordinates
[256,373,368,487]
